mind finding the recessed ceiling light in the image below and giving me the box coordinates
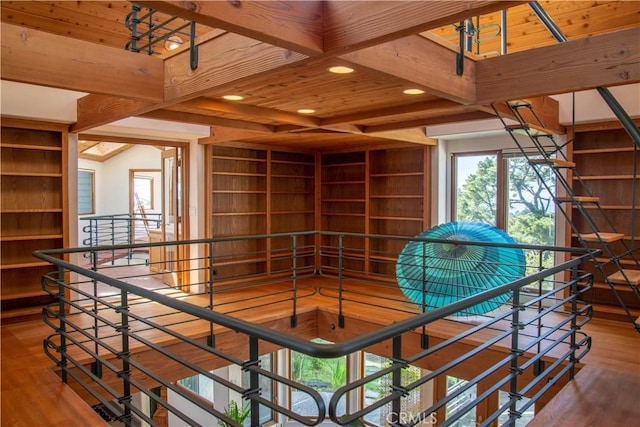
[403,88,425,95]
[222,95,244,101]
[165,36,183,51]
[328,66,355,74]
[297,109,316,114]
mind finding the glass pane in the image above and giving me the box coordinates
[291,340,346,418]
[498,390,534,426]
[242,354,273,425]
[506,156,556,283]
[363,353,424,426]
[454,154,498,225]
[446,376,476,427]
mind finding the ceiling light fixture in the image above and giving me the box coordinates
[223,95,244,101]
[164,35,183,51]
[297,109,316,114]
[328,66,355,74]
[403,88,425,95]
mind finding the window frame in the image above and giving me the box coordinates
[78,168,95,215]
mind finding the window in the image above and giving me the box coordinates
[78,169,95,215]
[362,353,424,426]
[290,339,347,418]
[242,353,274,426]
[498,390,534,426]
[134,175,154,210]
[453,152,557,281]
[446,376,477,427]
[453,152,499,225]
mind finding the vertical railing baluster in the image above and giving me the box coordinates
[248,336,260,427]
[118,288,132,424]
[291,234,298,328]
[208,241,215,348]
[57,265,68,383]
[421,241,428,349]
[391,335,403,425]
[91,249,102,378]
[338,234,345,328]
[569,264,579,379]
[508,288,523,427]
[110,217,116,265]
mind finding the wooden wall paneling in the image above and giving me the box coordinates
[0,119,68,321]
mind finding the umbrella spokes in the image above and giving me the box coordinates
[396,222,526,316]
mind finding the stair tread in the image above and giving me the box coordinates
[608,269,640,285]
[530,158,576,168]
[581,232,625,243]
[556,196,600,203]
[507,100,531,108]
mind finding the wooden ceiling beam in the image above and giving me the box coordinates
[135,0,324,56]
[180,99,320,127]
[73,32,309,132]
[323,1,525,54]
[141,110,276,133]
[363,111,495,133]
[164,32,307,102]
[0,23,163,102]
[476,27,640,104]
[73,95,155,133]
[367,128,438,146]
[340,34,476,104]
[320,99,468,126]
[200,127,275,144]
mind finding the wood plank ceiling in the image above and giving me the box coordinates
[1,1,639,153]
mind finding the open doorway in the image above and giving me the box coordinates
[77,135,190,295]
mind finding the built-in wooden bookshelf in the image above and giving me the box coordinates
[569,124,640,319]
[207,143,431,282]
[207,145,316,281]
[320,145,431,278]
[0,118,68,321]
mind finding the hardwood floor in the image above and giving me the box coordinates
[1,276,638,426]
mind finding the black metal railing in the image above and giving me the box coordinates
[80,213,162,265]
[34,232,595,426]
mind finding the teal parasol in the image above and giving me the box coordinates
[395,222,526,316]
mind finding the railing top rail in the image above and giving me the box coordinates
[39,230,594,256]
[33,231,597,359]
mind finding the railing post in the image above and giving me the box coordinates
[338,234,345,328]
[291,235,298,328]
[508,288,523,426]
[110,217,116,264]
[117,288,132,424]
[90,250,102,378]
[569,264,580,379]
[421,241,429,349]
[248,336,260,427]
[56,265,68,383]
[391,335,403,425]
[208,241,215,348]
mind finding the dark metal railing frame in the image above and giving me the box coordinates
[34,231,595,426]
